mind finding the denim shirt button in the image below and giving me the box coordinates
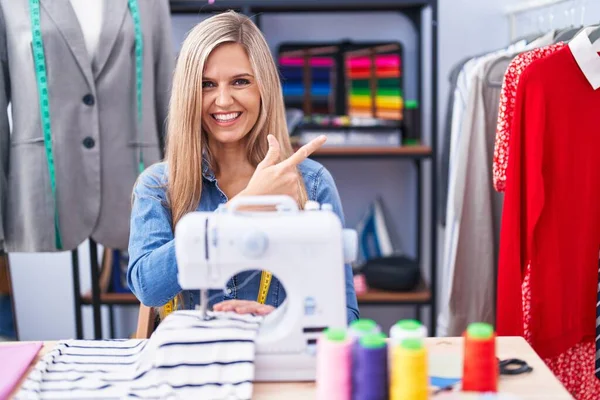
[226,288,232,294]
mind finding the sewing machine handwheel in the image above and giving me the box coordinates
[240,229,269,259]
[227,195,299,212]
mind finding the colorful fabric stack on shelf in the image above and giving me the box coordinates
[346,53,403,120]
[279,55,334,111]
[315,320,499,399]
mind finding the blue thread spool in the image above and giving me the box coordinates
[354,332,388,400]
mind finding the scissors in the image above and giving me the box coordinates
[498,358,533,375]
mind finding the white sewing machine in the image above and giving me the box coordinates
[174,195,357,381]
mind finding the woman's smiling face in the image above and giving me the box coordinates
[201,42,261,145]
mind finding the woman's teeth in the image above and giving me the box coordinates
[212,112,241,122]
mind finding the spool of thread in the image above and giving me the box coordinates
[348,319,380,399]
[354,333,388,400]
[389,319,428,344]
[349,319,381,338]
[462,322,498,393]
[390,337,428,400]
[389,319,428,383]
[316,327,352,400]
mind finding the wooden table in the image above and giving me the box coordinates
[6,336,572,399]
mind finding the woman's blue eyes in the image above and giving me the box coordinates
[202,79,251,88]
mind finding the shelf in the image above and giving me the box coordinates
[296,145,432,158]
[170,0,434,13]
[297,124,402,131]
[81,292,139,306]
[82,284,432,307]
[357,280,431,305]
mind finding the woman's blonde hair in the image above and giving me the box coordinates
[159,11,308,318]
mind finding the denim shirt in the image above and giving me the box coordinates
[127,158,359,324]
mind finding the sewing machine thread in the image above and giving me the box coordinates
[462,322,498,393]
[349,319,380,338]
[389,319,427,344]
[354,332,388,400]
[349,319,381,400]
[316,328,352,400]
[388,319,427,388]
[390,337,428,400]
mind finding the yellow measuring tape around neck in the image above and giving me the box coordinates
[257,270,272,304]
[163,294,178,318]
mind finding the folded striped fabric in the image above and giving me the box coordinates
[16,311,263,399]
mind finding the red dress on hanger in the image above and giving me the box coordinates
[495,37,600,400]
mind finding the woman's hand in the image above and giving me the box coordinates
[213,300,275,315]
[241,134,327,200]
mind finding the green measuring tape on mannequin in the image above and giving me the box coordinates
[129,0,145,175]
[29,0,144,249]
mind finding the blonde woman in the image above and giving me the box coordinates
[127,11,359,323]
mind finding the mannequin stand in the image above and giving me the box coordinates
[71,239,102,340]
[88,239,102,339]
[71,239,141,339]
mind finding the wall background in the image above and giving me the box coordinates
[8,0,600,340]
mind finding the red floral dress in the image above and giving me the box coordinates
[493,43,565,192]
[522,265,600,399]
[496,43,600,399]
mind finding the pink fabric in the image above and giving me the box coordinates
[0,342,42,400]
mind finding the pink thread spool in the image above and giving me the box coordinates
[316,327,352,400]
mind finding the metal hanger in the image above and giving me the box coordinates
[512,31,545,45]
[563,0,598,43]
[588,26,600,43]
[554,26,583,42]
[553,5,579,42]
[484,55,515,88]
[485,13,549,88]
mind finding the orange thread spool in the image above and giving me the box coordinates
[462,322,498,393]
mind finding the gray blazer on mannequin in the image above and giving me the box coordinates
[0,0,175,252]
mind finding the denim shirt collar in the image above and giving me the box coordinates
[201,155,216,182]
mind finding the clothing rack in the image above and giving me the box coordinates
[505,0,576,41]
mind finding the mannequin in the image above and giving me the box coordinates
[0,0,174,340]
[0,0,175,252]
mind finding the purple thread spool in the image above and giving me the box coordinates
[354,333,388,400]
[349,319,381,400]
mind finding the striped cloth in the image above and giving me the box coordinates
[16,311,263,399]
